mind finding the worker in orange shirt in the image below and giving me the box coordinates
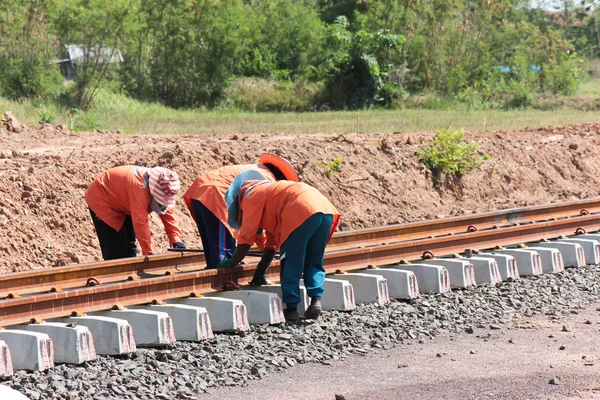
[183,154,299,270]
[219,170,340,322]
[85,166,186,260]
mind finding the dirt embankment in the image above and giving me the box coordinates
[1,119,600,273]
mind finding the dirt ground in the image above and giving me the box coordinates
[203,304,600,400]
[2,117,600,273]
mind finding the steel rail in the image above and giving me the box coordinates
[327,197,600,248]
[1,213,599,327]
[1,198,599,299]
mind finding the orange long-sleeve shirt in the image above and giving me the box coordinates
[85,166,183,255]
[237,181,340,250]
[183,164,275,233]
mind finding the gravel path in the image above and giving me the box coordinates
[4,265,600,400]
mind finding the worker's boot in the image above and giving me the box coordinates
[284,307,299,322]
[304,296,322,320]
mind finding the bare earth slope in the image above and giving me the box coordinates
[1,121,600,272]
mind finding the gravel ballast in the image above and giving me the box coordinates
[4,265,600,400]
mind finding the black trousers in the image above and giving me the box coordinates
[89,209,137,260]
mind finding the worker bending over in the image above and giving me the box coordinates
[183,154,299,269]
[221,170,340,321]
[85,166,186,260]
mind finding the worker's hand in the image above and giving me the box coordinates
[217,259,236,268]
[249,275,269,286]
[172,242,186,249]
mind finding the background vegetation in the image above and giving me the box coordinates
[0,0,599,116]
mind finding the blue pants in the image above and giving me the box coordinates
[279,213,333,309]
[191,199,235,269]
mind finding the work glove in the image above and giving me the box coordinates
[249,248,276,286]
[249,274,269,286]
[172,242,186,249]
[217,259,236,268]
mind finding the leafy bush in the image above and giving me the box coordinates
[222,78,322,112]
[416,128,489,178]
[317,156,343,178]
[320,16,405,109]
[37,109,56,125]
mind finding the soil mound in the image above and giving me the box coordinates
[1,120,600,273]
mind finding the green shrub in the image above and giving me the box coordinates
[222,77,322,112]
[416,128,489,178]
[317,156,343,178]
[37,109,55,125]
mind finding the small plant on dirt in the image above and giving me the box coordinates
[68,108,81,130]
[416,128,489,180]
[317,156,343,178]
[37,109,55,125]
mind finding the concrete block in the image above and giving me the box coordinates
[90,309,175,346]
[165,297,249,333]
[55,316,135,355]
[331,273,390,305]
[494,249,543,276]
[479,253,521,281]
[0,385,29,400]
[359,268,419,299]
[524,247,564,274]
[532,242,585,268]
[0,330,53,371]
[421,259,476,288]
[302,278,355,311]
[459,257,502,285]
[244,285,309,317]
[206,290,285,325]
[129,304,213,341]
[479,253,520,281]
[0,340,13,377]
[558,238,600,265]
[11,322,95,364]
[390,264,451,294]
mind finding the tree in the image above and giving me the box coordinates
[50,0,142,109]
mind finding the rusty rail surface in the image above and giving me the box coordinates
[1,197,599,299]
[327,197,600,248]
[1,210,599,327]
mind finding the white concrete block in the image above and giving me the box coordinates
[532,242,585,268]
[0,340,13,377]
[206,290,285,325]
[55,316,135,355]
[494,249,543,276]
[558,238,600,265]
[129,304,213,341]
[524,247,565,273]
[331,273,390,305]
[165,297,249,333]
[359,268,419,299]
[459,257,502,285]
[0,330,53,371]
[11,322,95,364]
[304,278,355,311]
[0,385,29,400]
[390,264,451,294]
[480,253,520,281]
[244,285,309,317]
[576,234,600,243]
[421,259,476,288]
[90,309,175,346]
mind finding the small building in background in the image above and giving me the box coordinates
[57,44,123,80]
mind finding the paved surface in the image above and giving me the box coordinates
[203,304,600,400]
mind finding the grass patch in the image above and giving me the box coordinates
[3,90,600,135]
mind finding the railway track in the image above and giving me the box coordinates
[1,198,600,328]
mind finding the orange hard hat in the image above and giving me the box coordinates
[259,153,299,182]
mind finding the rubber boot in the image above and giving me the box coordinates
[304,296,322,320]
[284,307,299,322]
